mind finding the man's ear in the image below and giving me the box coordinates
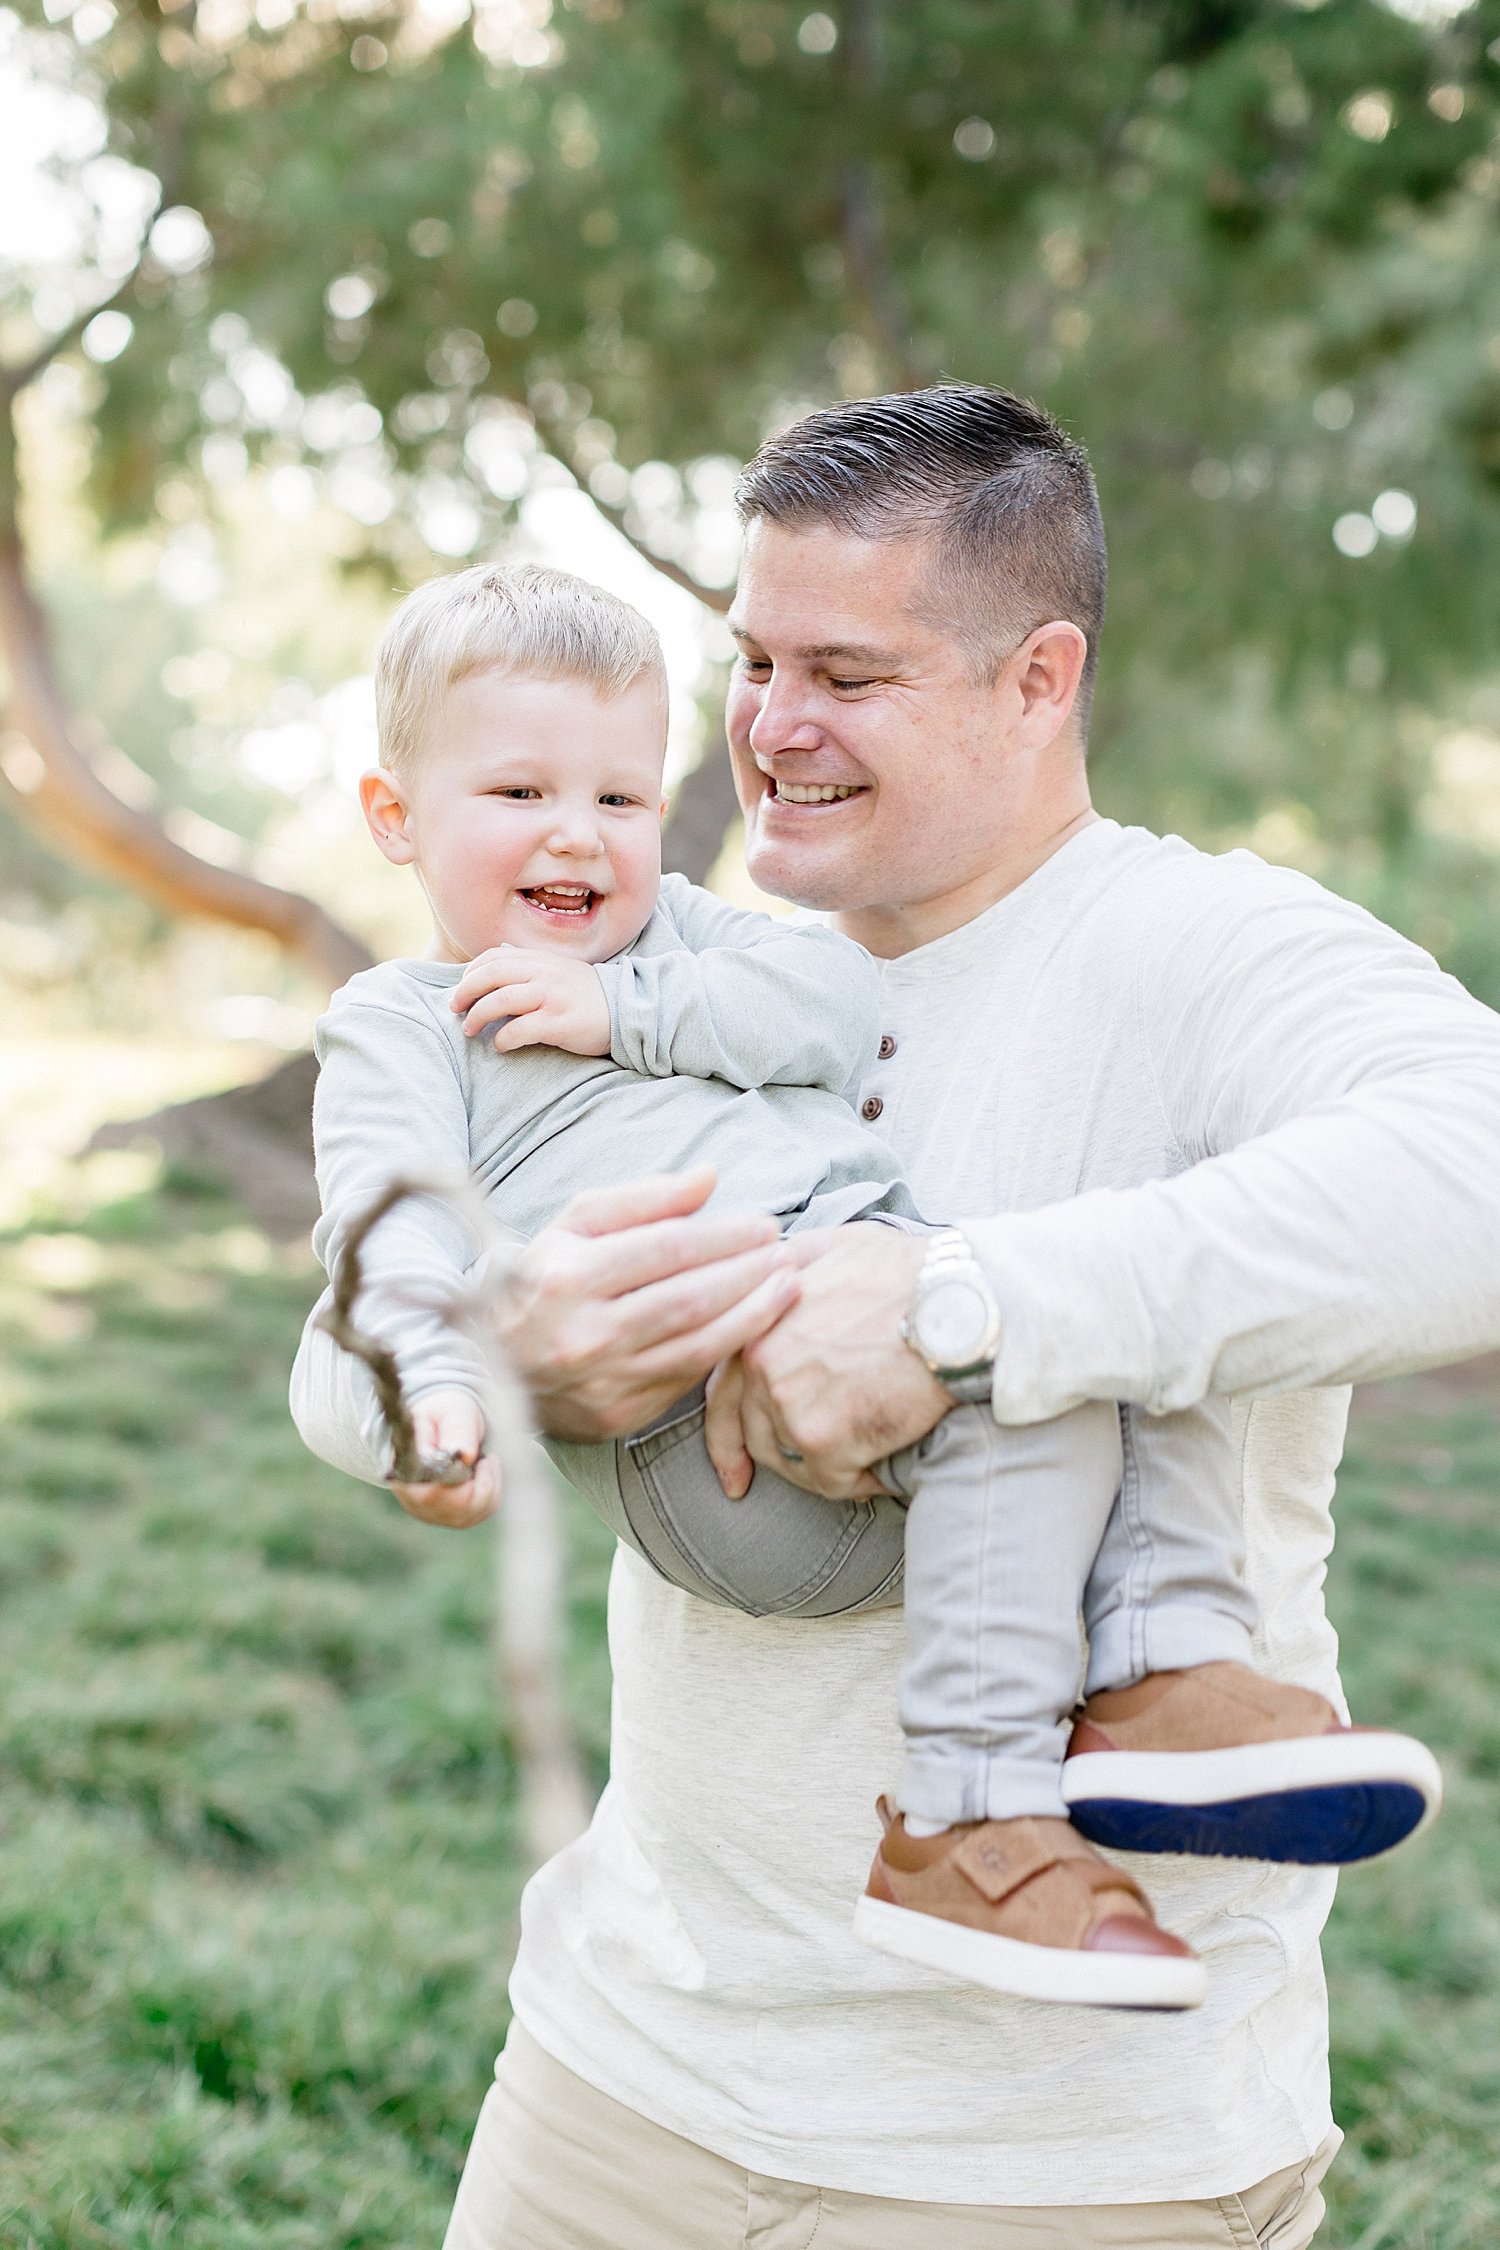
[359,767,418,864]
[1010,621,1089,751]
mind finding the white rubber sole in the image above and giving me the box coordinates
[852,1895,1208,2011]
[1062,1729,1443,1841]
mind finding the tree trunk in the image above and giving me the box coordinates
[0,403,372,994]
[661,736,743,886]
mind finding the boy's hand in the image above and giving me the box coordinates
[389,1389,501,1527]
[451,948,611,1057]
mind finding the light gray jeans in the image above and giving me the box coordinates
[550,1382,1257,1826]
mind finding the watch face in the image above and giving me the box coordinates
[918,1277,993,1368]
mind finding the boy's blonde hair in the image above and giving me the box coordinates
[375,562,667,773]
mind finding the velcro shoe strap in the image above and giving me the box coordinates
[951,1820,1148,1911]
[1070,1856,1150,1910]
[949,1819,1085,1905]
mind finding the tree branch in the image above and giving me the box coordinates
[577,482,734,614]
[1,256,152,402]
[661,734,742,885]
[1,110,181,400]
[528,409,734,614]
[0,403,371,991]
[0,141,369,991]
[321,1174,592,1863]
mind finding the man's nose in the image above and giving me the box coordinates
[746,671,823,756]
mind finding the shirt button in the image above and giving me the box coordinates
[861,1095,884,1122]
[878,1034,897,1060]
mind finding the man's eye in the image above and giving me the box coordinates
[739,656,771,677]
[828,677,874,693]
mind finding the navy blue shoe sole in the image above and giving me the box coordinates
[1068,1780,1429,1865]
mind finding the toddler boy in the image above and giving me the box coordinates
[311,562,1440,2011]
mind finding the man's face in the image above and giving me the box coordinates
[726,523,1068,949]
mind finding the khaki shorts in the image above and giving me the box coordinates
[442,2024,1339,2250]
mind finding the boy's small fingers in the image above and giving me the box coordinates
[464,987,540,1037]
[492,1013,552,1053]
[391,1481,469,1523]
[457,994,509,1037]
[450,961,509,1008]
[391,1473,497,1526]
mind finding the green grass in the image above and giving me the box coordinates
[1319,1384,1500,2249]
[0,1173,612,2247]
[0,1174,1495,2244]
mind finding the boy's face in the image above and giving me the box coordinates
[361,669,668,963]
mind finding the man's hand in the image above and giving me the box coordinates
[492,1165,803,1444]
[389,1389,501,1528]
[451,947,611,1057]
[705,1223,953,1500]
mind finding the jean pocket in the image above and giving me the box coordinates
[623,1400,906,1618]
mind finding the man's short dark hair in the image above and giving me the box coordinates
[735,385,1106,730]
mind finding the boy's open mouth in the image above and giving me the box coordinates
[520,883,601,920]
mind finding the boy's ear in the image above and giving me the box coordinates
[359,768,417,864]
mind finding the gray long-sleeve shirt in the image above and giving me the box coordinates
[312,873,911,1459]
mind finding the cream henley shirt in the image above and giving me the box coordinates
[293,817,1500,2205]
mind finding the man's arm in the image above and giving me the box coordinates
[711,864,1500,1496]
[595,874,882,1094]
[970,863,1500,1419]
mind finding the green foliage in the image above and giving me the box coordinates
[9,0,1500,984]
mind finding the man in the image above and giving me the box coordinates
[292,386,1500,2245]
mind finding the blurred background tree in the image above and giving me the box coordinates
[5,0,1500,1037]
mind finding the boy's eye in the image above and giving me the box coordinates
[492,786,541,799]
[598,793,635,808]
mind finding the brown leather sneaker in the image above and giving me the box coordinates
[852,1800,1207,2010]
[1062,1661,1443,1865]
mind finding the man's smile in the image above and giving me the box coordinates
[759,770,871,808]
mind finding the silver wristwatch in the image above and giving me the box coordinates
[901,1228,1001,1404]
